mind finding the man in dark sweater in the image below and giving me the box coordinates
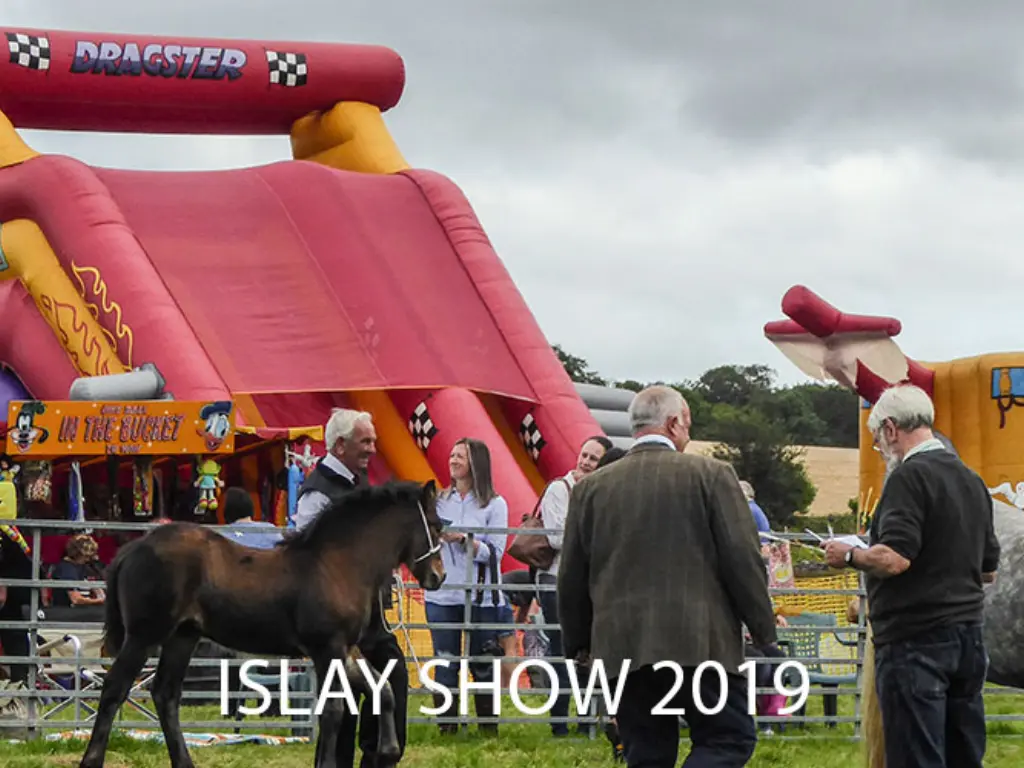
[825,383,999,768]
[294,408,408,768]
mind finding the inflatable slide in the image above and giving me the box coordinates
[0,27,602,570]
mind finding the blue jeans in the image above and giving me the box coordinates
[496,603,515,640]
[424,602,503,689]
[874,621,988,768]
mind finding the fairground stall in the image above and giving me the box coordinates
[0,379,333,569]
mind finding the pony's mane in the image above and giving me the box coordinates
[277,480,424,551]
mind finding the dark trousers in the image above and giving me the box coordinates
[424,601,504,733]
[0,626,29,684]
[335,631,408,768]
[614,663,756,768]
[874,621,988,768]
[537,574,572,735]
[423,602,503,688]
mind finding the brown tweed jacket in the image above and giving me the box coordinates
[557,440,778,677]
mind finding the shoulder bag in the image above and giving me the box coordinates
[507,478,569,570]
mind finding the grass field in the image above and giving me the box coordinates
[1,687,1022,767]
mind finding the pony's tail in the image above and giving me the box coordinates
[861,621,885,768]
[101,555,125,658]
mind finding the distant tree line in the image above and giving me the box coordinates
[553,344,863,527]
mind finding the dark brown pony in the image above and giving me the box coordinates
[78,479,446,768]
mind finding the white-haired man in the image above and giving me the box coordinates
[558,385,778,767]
[293,408,377,528]
[824,383,1000,768]
[294,408,407,768]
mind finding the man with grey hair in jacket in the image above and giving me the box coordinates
[824,383,1000,768]
[559,385,779,767]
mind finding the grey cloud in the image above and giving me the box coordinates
[4,2,1024,389]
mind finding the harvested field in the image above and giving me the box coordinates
[687,440,860,517]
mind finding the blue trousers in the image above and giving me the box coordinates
[874,621,988,768]
[424,602,503,689]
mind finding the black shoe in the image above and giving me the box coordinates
[433,692,458,735]
[474,694,498,736]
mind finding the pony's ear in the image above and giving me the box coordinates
[421,479,437,501]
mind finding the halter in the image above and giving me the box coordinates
[412,501,442,563]
[380,500,442,669]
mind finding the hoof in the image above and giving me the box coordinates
[378,742,401,764]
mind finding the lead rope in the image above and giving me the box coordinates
[380,571,426,674]
[379,499,439,678]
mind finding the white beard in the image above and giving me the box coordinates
[878,435,902,474]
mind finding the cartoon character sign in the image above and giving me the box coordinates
[10,401,49,453]
[197,401,233,452]
[194,457,224,513]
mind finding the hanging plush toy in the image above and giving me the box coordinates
[133,457,154,517]
[22,460,51,504]
[194,458,224,514]
[284,443,317,527]
[0,480,17,521]
[0,454,19,484]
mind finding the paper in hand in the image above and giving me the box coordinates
[833,534,869,550]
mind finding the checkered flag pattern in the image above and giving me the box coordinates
[408,402,439,451]
[519,413,546,460]
[6,32,50,71]
[266,50,307,87]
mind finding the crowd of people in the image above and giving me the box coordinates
[0,378,1002,768]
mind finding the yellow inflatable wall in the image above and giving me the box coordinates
[859,352,1024,511]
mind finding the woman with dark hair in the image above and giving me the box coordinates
[530,434,612,736]
[596,446,626,468]
[424,438,509,735]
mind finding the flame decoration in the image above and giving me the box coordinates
[70,261,135,368]
[37,294,113,376]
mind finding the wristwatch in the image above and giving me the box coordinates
[844,549,855,566]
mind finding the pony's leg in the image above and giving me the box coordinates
[79,636,150,768]
[313,650,347,768]
[151,625,201,768]
[344,646,400,766]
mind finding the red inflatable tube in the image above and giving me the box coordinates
[398,169,602,481]
[389,387,538,573]
[0,280,77,399]
[767,285,935,403]
[781,285,902,338]
[0,28,405,135]
[0,155,231,402]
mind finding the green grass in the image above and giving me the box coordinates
[1,725,1023,767]
[1,686,1023,766]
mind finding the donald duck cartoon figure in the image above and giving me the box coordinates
[197,401,233,452]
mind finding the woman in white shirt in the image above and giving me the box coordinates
[535,434,612,736]
[424,437,509,735]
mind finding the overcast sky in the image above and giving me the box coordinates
[7,2,1023,388]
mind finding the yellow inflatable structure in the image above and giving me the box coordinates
[765,285,1024,513]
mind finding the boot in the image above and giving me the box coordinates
[434,692,458,735]
[475,693,498,736]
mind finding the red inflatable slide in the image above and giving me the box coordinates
[0,26,601,571]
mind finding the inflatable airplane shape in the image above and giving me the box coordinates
[765,285,1024,510]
